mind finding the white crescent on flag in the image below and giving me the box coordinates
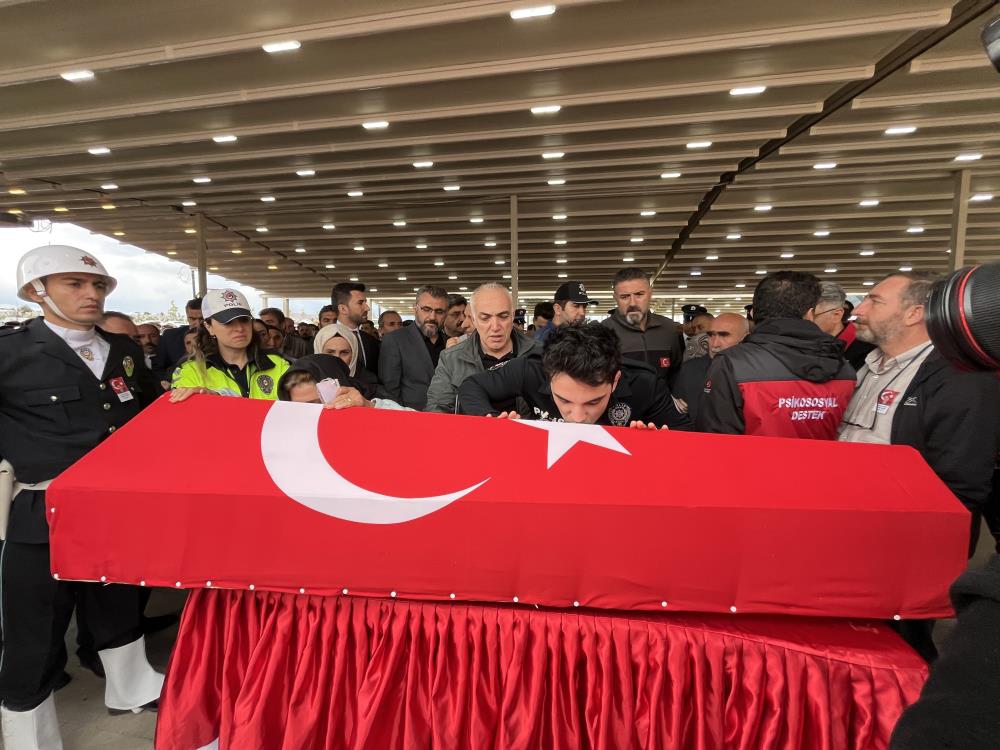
[260,401,490,524]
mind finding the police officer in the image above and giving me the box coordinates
[0,246,163,749]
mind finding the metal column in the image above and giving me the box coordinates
[510,195,519,303]
[949,169,971,271]
[195,212,208,297]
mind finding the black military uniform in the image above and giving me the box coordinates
[0,318,161,711]
[457,350,691,429]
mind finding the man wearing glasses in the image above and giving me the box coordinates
[812,282,876,371]
[839,271,1000,660]
[377,285,449,410]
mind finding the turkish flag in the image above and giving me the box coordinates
[48,395,968,618]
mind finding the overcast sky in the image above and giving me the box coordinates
[1,222,332,320]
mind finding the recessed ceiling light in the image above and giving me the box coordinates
[729,85,767,96]
[547,178,566,185]
[88,146,111,155]
[231,249,242,254]
[735,282,747,288]
[113,231,125,237]
[824,267,838,273]
[863,281,875,286]
[347,190,364,197]
[690,270,702,276]
[660,171,682,179]
[677,283,688,289]
[640,210,657,217]
[378,262,389,268]
[726,233,741,240]
[755,269,767,275]
[552,214,567,220]
[256,226,268,233]
[184,228,197,234]
[885,126,917,135]
[209,266,219,271]
[443,184,461,191]
[192,176,211,184]
[101,203,115,210]
[556,258,568,264]
[905,226,925,234]
[484,241,497,247]
[397,275,408,281]
[813,162,837,170]
[859,199,880,207]
[622,256,635,262]
[686,140,712,149]
[899,265,913,272]
[542,151,565,159]
[630,237,644,243]
[433,261,444,266]
[166,250,178,256]
[469,217,484,224]
[325,263,336,269]
[53,206,69,212]
[416,243,428,249]
[322,223,336,230]
[557,272,568,278]
[412,160,434,168]
[780,252,795,259]
[459,286,468,291]
[448,274,458,280]
[181,200,197,207]
[554,239,567,245]
[859,250,876,256]
[510,4,556,19]
[392,220,407,227]
[530,104,561,115]
[954,153,982,162]
[268,264,279,271]
[260,196,276,202]
[705,255,719,260]
[502,273,512,279]
[353,245,365,252]
[6,209,22,215]
[813,230,831,237]
[8,188,26,195]
[349,276,359,282]
[970,193,994,202]
[362,120,389,130]
[294,247,306,253]
[754,204,772,212]
[494,260,505,265]
[213,135,237,144]
[370,287,378,292]
[296,169,315,177]
[61,69,95,82]
[262,40,301,53]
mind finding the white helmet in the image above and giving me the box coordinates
[16,244,117,301]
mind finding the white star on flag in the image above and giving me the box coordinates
[515,420,631,469]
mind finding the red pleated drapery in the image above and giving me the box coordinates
[156,590,926,750]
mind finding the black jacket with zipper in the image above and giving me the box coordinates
[888,349,1000,513]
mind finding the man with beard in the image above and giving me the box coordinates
[333,282,380,375]
[839,271,1000,661]
[443,294,468,339]
[602,268,685,385]
[377,285,449,409]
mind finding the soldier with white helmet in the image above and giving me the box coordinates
[0,245,163,749]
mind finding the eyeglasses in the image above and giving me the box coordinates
[418,306,446,315]
[813,307,843,318]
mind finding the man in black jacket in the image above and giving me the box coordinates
[839,271,1000,660]
[333,282,380,376]
[458,322,690,429]
[156,297,203,370]
[697,271,856,439]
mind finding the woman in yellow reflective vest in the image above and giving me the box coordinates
[170,288,289,402]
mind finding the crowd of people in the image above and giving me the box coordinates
[1,241,1000,748]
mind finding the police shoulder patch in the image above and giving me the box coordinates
[256,374,274,395]
[607,401,632,426]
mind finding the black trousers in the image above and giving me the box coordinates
[0,540,143,711]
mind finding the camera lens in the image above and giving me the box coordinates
[926,263,1000,371]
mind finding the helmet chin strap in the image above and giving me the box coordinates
[31,280,96,328]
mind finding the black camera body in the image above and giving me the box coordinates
[926,262,1000,373]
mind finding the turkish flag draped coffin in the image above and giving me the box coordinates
[48,395,968,618]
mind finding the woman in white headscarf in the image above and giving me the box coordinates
[313,323,379,397]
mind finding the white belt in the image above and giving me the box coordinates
[0,459,54,541]
[13,479,54,498]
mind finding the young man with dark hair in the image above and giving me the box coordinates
[332,281,379,374]
[533,301,556,341]
[258,307,286,328]
[458,321,689,428]
[697,271,855,439]
[602,268,685,385]
[552,281,598,327]
[443,294,468,339]
[157,297,204,369]
[378,285,448,410]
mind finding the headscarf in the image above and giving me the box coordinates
[277,354,354,401]
[313,323,359,376]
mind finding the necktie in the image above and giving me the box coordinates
[355,330,367,367]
